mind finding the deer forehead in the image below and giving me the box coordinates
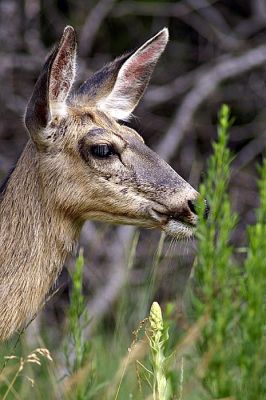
[45,106,144,149]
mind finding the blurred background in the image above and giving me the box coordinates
[1,0,266,341]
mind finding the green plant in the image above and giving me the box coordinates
[148,301,170,400]
[237,159,266,399]
[64,249,94,399]
[187,104,266,399]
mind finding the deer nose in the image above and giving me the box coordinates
[187,199,209,219]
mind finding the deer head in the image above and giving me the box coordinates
[24,26,201,239]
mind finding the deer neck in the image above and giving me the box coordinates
[0,141,81,340]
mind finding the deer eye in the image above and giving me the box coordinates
[90,144,116,158]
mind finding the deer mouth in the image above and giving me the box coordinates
[149,207,197,239]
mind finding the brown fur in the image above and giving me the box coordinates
[0,27,199,341]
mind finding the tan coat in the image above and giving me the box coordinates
[0,26,199,341]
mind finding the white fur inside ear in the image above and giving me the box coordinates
[49,59,76,119]
[49,28,77,119]
[97,28,169,120]
[50,100,68,118]
[98,95,134,121]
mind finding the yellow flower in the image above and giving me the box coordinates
[149,302,163,332]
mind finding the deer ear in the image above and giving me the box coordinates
[24,26,76,145]
[76,28,168,121]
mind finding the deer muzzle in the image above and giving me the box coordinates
[148,193,209,239]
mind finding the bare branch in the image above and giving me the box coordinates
[252,0,266,22]
[145,66,206,106]
[184,0,241,50]
[79,0,116,56]
[84,225,135,337]
[186,0,232,33]
[235,1,266,38]
[156,43,266,161]
[233,134,266,172]
[112,0,219,18]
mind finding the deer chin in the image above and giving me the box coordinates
[162,219,195,239]
[148,207,197,239]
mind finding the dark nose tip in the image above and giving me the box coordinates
[187,199,197,215]
[187,199,210,219]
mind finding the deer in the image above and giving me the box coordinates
[0,26,206,342]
